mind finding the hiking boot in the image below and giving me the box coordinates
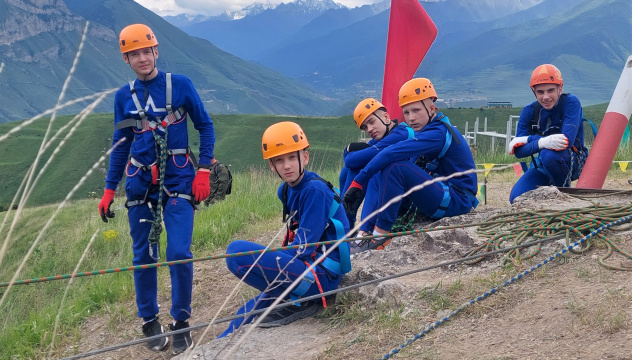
[258,300,321,328]
[350,236,391,255]
[169,320,193,355]
[142,317,169,352]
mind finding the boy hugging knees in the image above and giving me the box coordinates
[508,64,589,203]
[220,122,351,337]
[342,78,479,254]
[339,98,416,252]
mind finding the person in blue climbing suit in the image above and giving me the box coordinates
[508,64,588,203]
[219,121,351,337]
[342,78,479,254]
[97,24,217,355]
[339,98,415,242]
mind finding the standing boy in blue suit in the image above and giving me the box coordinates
[97,24,217,354]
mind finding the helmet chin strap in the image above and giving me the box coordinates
[271,151,305,185]
[421,100,435,122]
[374,113,393,136]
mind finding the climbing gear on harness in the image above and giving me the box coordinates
[398,78,437,107]
[342,180,364,218]
[530,64,563,88]
[257,300,321,328]
[192,168,210,202]
[261,122,309,159]
[98,189,116,223]
[115,73,187,133]
[117,72,202,261]
[119,24,158,54]
[204,160,233,206]
[353,98,386,128]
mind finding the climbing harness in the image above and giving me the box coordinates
[116,73,200,261]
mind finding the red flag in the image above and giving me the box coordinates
[382,0,437,123]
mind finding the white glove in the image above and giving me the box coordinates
[538,134,569,151]
[508,136,529,155]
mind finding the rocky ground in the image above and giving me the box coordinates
[72,178,632,360]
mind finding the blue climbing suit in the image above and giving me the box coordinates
[354,113,478,231]
[510,93,588,203]
[220,171,350,337]
[339,122,414,231]
[105,70,215,322]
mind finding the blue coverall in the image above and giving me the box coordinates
[106,71,215,322]
[353,113,478,231]
[510,94,586,203]
[220,171,350,337]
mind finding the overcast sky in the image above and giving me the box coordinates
[134,0,384,16]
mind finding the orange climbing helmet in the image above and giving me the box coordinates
[398,78,437,107]
[353,98,386,128]
[262,122,309,159]
[530,64,563,88]
[119,24,158,54]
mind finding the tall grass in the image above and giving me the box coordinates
[0,163,346,359]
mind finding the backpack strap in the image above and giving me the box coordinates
[281,177,351,275]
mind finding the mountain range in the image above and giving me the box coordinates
[0,0,337,123]
[174,0,631,110]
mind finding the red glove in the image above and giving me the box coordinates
[192,168,211,202]
[98,189,116,223]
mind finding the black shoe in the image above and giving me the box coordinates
[169,320,193,355]
[142,317,169,351]
[349,236,391,255]
[258,301,321,328]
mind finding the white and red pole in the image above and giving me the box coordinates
[576,55,632,188]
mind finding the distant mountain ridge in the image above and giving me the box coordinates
[0,0,339,123]
[173,0,631,109]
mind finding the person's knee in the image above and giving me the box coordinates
[538,149,565,170]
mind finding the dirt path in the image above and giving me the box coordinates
[70,178,632,360]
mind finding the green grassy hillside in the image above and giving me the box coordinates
[0,103,615,210]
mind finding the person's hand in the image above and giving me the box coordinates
[508,136,529,155]
[346,142,371,153]
[538,134,568,151]
[342,181,364,217]
[192,168,211,202]
[98,189,116,223]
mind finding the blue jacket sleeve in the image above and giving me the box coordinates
[354,125,445,186]
[182,76,215,166]
[513,105,540,159]
[343,126,409,169]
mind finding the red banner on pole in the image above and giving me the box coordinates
[381,0,437,123]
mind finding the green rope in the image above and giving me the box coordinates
[147,127,168,260]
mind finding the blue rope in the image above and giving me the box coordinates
[379,214,632,360]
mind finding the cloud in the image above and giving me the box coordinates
[135,0,385,16]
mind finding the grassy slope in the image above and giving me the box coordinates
[0,103,614,209]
